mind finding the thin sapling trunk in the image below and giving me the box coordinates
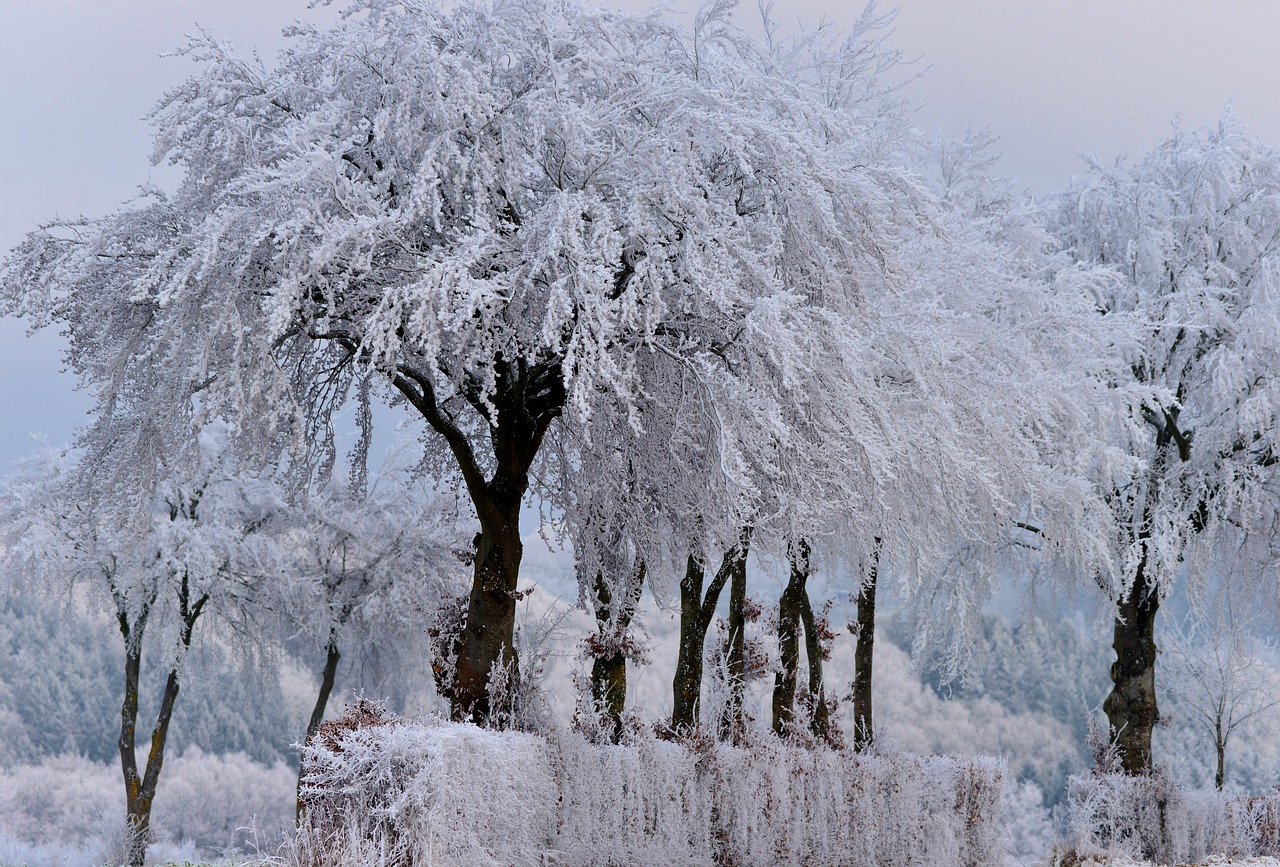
[297,633,342,821]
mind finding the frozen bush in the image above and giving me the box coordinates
[1067,771,1280,862]
[295,715,1004,867]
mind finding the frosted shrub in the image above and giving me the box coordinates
[0,754,118,845]
[295,716,1003,867]
[1067,771,1280,862]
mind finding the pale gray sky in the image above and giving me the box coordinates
[2,0,1277,468]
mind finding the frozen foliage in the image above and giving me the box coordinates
[1050,109,1280,619]
[295,708,1003,867]
[1068,771,1280,864]
[0,749,294,857]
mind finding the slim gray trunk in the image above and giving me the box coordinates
[720,528,751,740]
[589,565,643,743]
[297,636,341,821]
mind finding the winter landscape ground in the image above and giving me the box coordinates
[2,0,1280,866]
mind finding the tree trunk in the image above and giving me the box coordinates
[852,541,880,751]
[297,636,341,821]
[671,549,736,733]
[798,586,829,740]
[116,627,189,866]
[392,358,561,726]
[772,542,808,738]
[117,625,149,867]
[1216,727,1227,791]
[590,565,643,743]
[720,529,750,740]
[452,490,524,724]
[1104,549,1160,774]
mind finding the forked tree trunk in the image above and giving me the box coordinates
[297,635,341,821]
[772,542,808,738]
[720,529,751,740]
[1104,548,1160,774]
[671,547,740,733]
[115,577,207,867]
[851,541,881,751]
[590,565,644,743]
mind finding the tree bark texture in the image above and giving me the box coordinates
[772,542,808,738]
[671,549,737,733]
[392,358,562,725]
[589,565,643,743]
[720,529,751,740]
[798,585,829,740]
[115,575,207,867]
[1104,549,1160,775]
[852,541,880,751]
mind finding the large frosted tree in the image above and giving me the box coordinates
[2,0,924,722]
[1050,113,1280,773]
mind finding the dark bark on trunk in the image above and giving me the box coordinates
[115,576,206,867]
[392,359,560,725]
[772,542,808,738]
[852,541,880,751]
[297,636,341,821]
[720,529,750,740]
[798,586,829,740]
[1104,548,1160,775]
[671,549,737,733]
[1216,728,1227,791]
[590,565,643,743]
[453,492,524,724]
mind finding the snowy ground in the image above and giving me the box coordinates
[1073,858,1280,866]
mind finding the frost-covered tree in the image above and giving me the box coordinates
[2,0,961,724]
[1161,606,1280,790]
[274,462,467,809]
[0,425,279,867]
[1050,112,1280,774]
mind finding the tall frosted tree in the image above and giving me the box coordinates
[2,0,951,722]
[1050,112,1280,773]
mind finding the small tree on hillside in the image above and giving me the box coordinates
[0,423,278,867]
[1161,606,1280,790]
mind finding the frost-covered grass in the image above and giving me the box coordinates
[1068,771,1280,864]
[294,710,1003,867]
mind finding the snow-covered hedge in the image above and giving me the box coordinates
[296,708,1003,867]
[1068,771,1280,863]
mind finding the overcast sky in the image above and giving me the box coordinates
[2,0,1278,469]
